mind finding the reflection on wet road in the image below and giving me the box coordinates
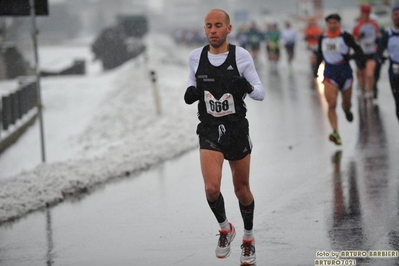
[251,50,399,265]
[325,99,399,265]
[329,152,367,263]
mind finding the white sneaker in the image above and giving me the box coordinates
[240,239,256,265]
[215,223,236,258]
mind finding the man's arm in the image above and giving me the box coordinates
[313,35,324,77]
[352,23,360,42]
[236,47,265,101]
[376,30,389,63]
[185,49,201,104]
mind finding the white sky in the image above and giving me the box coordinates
[148,0,164,11]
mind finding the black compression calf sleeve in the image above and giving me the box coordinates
[240,200,255,231]
[207,193,227,223]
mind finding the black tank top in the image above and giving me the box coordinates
[195,44,247,123]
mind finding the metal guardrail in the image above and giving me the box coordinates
[0,80,37,152]
[1,81,36,130]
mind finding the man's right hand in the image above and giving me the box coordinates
[184,86,202,104]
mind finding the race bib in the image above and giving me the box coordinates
[323,39,339,53]
[361,38,375,53]
[204,90,236,117]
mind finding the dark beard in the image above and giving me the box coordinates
[210,42,222,48]
[208,37,226,49]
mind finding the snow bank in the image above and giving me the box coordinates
[0,34,199,223]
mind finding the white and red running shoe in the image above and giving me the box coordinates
[215,222,236,259]
[240,239,256,265]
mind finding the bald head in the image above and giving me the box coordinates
[205,9,230,25]
[203,9,232,53]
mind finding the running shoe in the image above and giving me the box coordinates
[240,239,256,265]
[344,109,353,122]
[329,131,342,145]
[215,223,236,259]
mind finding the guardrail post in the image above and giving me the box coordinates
[10,92,19,123]
[150,70,161,116]
[2,95,10,130]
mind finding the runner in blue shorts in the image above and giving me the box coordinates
[323,62,353,91]
[313,13,364,145]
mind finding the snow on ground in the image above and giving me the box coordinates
[0,33,199,223]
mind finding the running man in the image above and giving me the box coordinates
[246,21,263,60]
[236,25,249,49]
[184,9,265,266]
[377,6,399,123]
[352,4,380,103]
[281,21,297,67]
[305,17,323,70]
[265,23,281,72]
[313,13,364,145]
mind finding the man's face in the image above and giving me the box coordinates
[204,11,232,48]
[361,12,370,20]
[393,10,399,28]
[326,19,340,33]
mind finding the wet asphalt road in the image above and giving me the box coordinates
[1,42,399,266]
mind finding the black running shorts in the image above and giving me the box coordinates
[285,43,295,57]
[196,119,252,161]
[356,53,375,69]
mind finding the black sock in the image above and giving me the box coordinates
[240,200,255,231]
[207,193,227,223]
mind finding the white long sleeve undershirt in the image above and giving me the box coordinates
[187,46,265,101]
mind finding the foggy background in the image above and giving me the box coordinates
[1,0,395,92]
[0,0,361,47]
